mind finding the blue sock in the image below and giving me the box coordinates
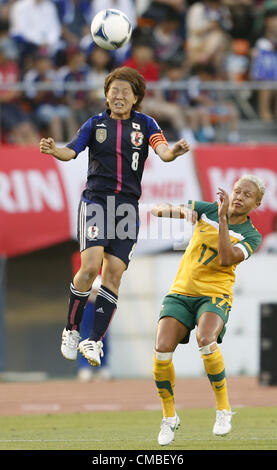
[89,285,118,341]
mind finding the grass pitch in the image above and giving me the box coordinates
[0,407,276,451]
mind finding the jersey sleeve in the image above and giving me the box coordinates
[234,230,262,260]
[188,200,215,216]
[147,116,168,151]
[67,118,92,157]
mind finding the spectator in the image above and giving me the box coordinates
[224,38,250,82]
[24,54,78,142]
[57,46,92,126]
[86,46,115,115]
[139,0,186,28]
[0,19,19,63]
[161,58,190,106]
[186,0,232,71]
[251,0,277,41]
[53,0,92,66]
[123,35,160,82]
[250,7,277,122]
[0,0,13,21]
[151,4,186,68]
[123,39,196,145]
[187,63,240,143]
[54,0,92,46]
[140,2,186,66]
[0,42,40,144]
[161,58,214,142]
[9,0,62,72]
[222,0,256,43]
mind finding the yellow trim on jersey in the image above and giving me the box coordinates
[244,241,253,254]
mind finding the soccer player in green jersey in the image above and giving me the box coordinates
[151,174,265,445]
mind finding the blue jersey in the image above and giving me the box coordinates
[67,109,168,201]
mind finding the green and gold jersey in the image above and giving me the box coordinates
[170,200,262,303]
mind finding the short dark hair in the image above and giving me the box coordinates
[104,66,146,110]
[265,8,277,18]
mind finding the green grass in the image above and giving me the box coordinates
[0,407,276,451]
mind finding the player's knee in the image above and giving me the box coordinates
[79,263,99,283]
[155,338,174,353]
[197,333,217,350]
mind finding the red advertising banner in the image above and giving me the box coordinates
[193,144,277,239]
[0,146,71,257]
[1,144,276,257]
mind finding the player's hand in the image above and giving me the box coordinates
[172,139,190,157]
[217,187,229,219]
[181,206,198,224]
[40,137,56,155]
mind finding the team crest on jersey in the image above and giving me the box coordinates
[131,130,144,147]
[96,128,107,143]
[87,225,99,240]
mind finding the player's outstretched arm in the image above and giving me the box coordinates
[40,137,76,161]
[151,203,198,223]
[155,139,190,162]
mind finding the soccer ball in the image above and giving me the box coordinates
[90,9,132,50]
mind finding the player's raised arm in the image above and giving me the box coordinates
[155,139,190,162]
[217,187,245,266]
[151,203,198,223]
[40,137,76,161]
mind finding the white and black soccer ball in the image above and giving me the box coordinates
[90,9,132,50]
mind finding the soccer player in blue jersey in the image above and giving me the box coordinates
[40,66,190,367]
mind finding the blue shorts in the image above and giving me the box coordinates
[77,193,139,268]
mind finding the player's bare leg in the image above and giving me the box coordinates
[73,246,104,292]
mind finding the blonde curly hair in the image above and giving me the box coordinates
[238,174,266,202]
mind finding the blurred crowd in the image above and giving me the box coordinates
[1,0,277,145]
